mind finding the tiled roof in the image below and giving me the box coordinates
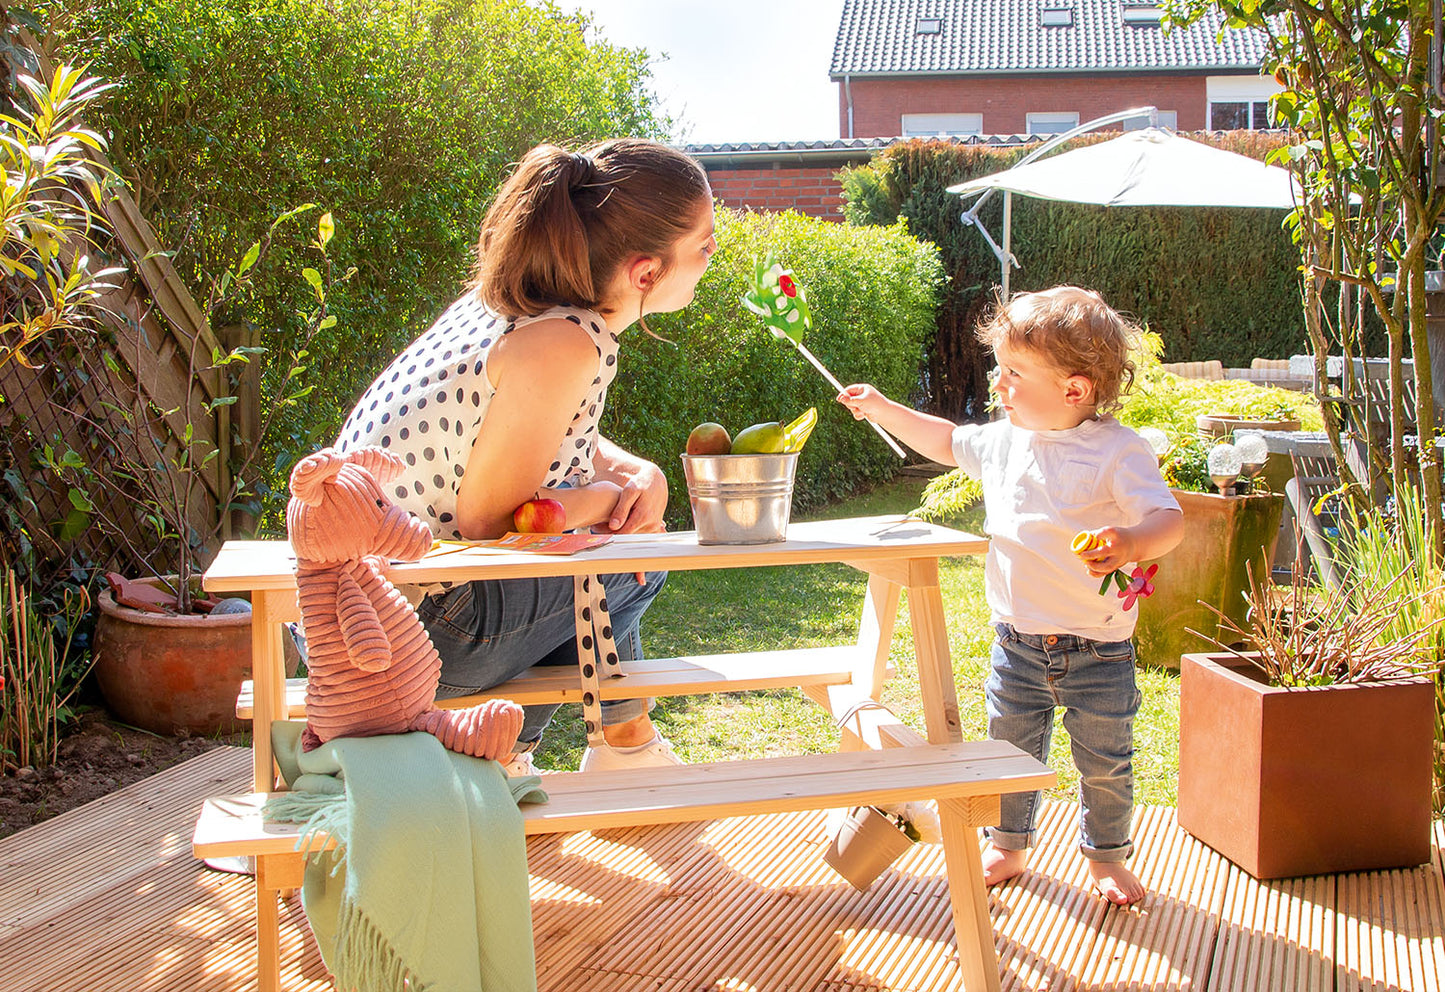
[684,134,1042,165]
[830,0,1269,76]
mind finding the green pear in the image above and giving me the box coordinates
[730,422,787,454]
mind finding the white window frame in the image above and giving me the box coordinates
[901,112,983,137]
[1025,111,1081,136]
[1040,6,1074,27]
[1206,74,1284,129]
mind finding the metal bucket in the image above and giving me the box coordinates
[681,452,798,545]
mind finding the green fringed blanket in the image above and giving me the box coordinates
[266,721,547,992]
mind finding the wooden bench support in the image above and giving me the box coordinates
[236,645,863,719]
[194,740,1054,992]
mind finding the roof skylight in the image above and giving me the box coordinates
[916,16,942,34]
[1041,6,1074,27]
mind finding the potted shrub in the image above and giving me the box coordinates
[0,65,339,734]
[1129,434,1285,670]
[1178,484,1445,878]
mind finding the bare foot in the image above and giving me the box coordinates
[1088,861,1146,906]
[981,844,1027,887]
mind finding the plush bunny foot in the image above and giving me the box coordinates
[412,700,524,760]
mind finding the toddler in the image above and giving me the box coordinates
[838,286,1183,905]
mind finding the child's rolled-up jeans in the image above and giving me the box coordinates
[985,621,1141,863]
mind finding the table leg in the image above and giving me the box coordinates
[853,571,902,699]
[938,797,1003,992]
[904,558,963,744]
[251,590,289,793]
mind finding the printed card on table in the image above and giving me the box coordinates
[485,532,613,555]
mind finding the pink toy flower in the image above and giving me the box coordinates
[778,273,797,297]
[1117,564,1158,611]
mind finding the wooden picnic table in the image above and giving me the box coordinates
[200,514,1055,992]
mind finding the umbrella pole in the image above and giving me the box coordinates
[1002,191,1013,298]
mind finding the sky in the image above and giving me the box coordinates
[569,0,845,145]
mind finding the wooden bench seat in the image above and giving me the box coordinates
[194,739,1054,992]
[236,645,868,718]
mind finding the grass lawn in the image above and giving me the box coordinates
[534,475,1183,808]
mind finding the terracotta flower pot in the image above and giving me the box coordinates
[94,578,278,736]
[1196,413,1302,439]
[1178,651,1435,879]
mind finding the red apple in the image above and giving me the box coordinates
[513,497,567,533]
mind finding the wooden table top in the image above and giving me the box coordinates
[202,514,988,593]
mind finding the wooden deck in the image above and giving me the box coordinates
[3,747,1443,991]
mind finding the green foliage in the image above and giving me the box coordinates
[1114,333,1323,453]
[912,469,984,525]
[0,63,123,369]
[0,570,91,771]
[42,0,672,510]
[841,133,1336,419]
[602,208,944,523]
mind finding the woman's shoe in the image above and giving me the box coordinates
[579,732,681,772]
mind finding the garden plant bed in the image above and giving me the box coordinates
[0,709,243,838]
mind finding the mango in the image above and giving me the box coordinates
[686,422,732,456]
[730,421,787,454]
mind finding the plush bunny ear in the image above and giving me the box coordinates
[289,449,347,506]
[343,446,406,485]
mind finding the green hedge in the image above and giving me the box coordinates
[44,0,670,510]
[841,133,1316,420]
[602,208,944,524]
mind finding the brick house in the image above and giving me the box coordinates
[830,0,1278,138]
[687,135,1036,221]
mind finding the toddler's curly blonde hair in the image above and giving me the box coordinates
[974,285,1139,414]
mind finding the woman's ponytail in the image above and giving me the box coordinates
[471,139,710,318]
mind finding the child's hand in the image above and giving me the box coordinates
[837,383,890,422]
[1072,527,1138,577]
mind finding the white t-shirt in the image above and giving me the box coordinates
[951,416,1180,641]
[335,294,619,539]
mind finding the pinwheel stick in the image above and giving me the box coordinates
[786,338,907,459]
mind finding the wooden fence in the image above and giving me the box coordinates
[0,41,260,581]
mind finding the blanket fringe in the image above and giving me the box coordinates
[330,896,429,992]
[263,791,351,869]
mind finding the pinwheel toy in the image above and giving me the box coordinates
[1071,531,1159,611]
[742,252,906,458]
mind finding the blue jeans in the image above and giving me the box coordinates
[416,571,667,753]
[985,622,1140,863]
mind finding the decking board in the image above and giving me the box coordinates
[3,746,1444,992]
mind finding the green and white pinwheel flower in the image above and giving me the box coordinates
[741,251,811,345]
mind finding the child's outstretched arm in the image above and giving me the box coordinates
[1075,506,1185,577]
[837,384,960,465]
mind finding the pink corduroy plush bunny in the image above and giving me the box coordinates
[286,446,522,757]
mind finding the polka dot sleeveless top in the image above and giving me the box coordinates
[335,293,620,540]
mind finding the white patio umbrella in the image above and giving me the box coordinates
[946,126,1301,294]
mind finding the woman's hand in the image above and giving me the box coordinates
[598,461,668,533]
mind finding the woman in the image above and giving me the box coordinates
[335,138,716,772]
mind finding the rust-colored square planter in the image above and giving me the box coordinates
[1178,651,1435,879]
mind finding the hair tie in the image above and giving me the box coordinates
[567,152,595,190]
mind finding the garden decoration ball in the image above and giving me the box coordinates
[513,497,567,533]
[1137,426,1172,460]
[1071,530,1159,611]
[1207,442,1244,493]
[1233,433,1270,479]
[286,446,523,757]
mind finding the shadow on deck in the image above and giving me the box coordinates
[2,746,1442,991]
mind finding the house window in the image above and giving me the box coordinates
[1206,75,1283,130]
[916,16,941,34]
[1209,100,1273,129]
[1123,110,1178,129]
[902,112,983,137]
[1040,5,1074,27]
[1120,4,1163,24]
[1026,111,1080,136]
